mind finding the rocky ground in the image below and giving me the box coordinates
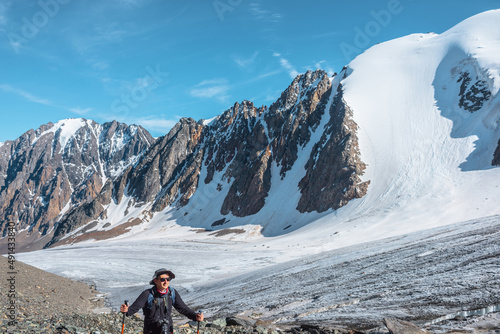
[1,256,499,334]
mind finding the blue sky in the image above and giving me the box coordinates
[0,0,498,141]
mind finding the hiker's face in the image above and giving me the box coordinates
[154,274,170,290]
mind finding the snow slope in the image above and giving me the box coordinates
[14,9,500,329]
[301,8,500,246]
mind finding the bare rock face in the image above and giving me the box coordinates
[297,85,369,213]
[457,71,491,113]
[46,200,105,248]
[204,101,271,217]
[127,118,203,206]
[146,118,205,211]
[218,71,336,216]
[493,139,500,166]
[0,119,154,251]
[266,70,332,178]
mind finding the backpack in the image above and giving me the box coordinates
[146,287,176,310]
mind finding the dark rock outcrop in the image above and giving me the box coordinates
[297,85,369,213]
[457,71,491,113]
[493,139,500,166]
[127,118,203,206]
[207,101,271,217]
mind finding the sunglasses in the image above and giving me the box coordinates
[158,277,171,282]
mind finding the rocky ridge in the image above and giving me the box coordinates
[71,70,367,238]
[0,69,373,251]
[121,69,368,220]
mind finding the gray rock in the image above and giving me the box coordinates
[296,84,369,213]
[226,315,257,328]
[383,317,430,334]
[211,318,227,328]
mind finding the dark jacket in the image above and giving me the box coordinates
[126,287,198,334]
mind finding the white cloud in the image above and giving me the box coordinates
[69,107,93,115]
[233,51,258,68]
[0,1,12,27]
[0,84,53,106]
[92,61,110,70]
[94,25,126,42]
[0,84,93,116]
[249,3,281,23]
[189,79,230,103]
[243,69,281,84]
[273,53,299,79]
[70,24,126,55]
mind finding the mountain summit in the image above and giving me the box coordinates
[1,10,500,252]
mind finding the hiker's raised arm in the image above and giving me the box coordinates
[124,289,150,316]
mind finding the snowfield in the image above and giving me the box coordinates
[14,9,500,331]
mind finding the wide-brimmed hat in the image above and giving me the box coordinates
[149,268,175,285]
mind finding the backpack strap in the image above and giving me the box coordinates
[146,287,175,309]
[170,287,176,305]
[146,288,155,309]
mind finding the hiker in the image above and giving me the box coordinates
[120,268,204,334]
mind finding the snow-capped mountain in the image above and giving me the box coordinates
[1,70,370,251]
[8,9,500,330]
[0,119,154,251]
[2,10,500,254]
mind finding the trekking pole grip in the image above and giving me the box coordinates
[197,310,202,334]
[121,300,129,334]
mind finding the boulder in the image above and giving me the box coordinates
[226,315,257,328]
[383,317,430,334]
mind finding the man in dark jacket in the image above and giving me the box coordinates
[120,268,204,334]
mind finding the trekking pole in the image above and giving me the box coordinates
[121,300,129,334]
[197,309,203,334]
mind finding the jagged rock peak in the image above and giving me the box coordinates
[269,69,331,113]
